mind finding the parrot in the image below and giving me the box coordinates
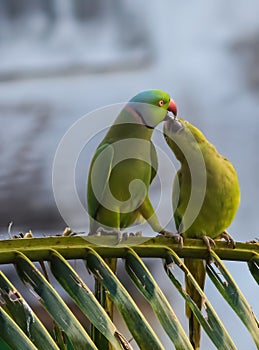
[87,90,181,348]
[163,117,240,350]
[87,89,181,242]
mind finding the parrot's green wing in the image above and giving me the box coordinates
[150,141,158,184]
[87,143,114,221]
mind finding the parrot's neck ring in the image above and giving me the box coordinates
[125,104,154,129]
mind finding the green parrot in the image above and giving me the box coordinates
[87,90,181,348]
[163,117,240,350]
[87,89,181,242]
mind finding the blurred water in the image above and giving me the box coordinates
[0,1,259,349]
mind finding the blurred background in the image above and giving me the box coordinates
[0,0,259,349]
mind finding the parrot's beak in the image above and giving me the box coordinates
[167,98,177,116]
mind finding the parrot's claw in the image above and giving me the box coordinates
[202,236,216,251]
[130,231,142,237]
[120,231,142,242]
[220,230,236,248]
[88,227,105,236]
[96,228,123,244]
[116,230,123,244]
[175,234,184,248]
[89,228,142,244]
[159,230,183,248]
[89,227,115,237]
[95,229,126,244]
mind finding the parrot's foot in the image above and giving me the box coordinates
[159,230,183,248]
[89,227,122,243]
[88,228,142,244]
[115,230,123,244]
[202,236,216,251]
[220,230,236,248]
[127,231,142,238]
[117,231,143,243]
[88,227,114,236]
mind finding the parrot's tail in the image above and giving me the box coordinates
[184,258,206,350]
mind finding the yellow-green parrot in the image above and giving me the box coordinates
[87,89,181,242]
[163,117,240,349]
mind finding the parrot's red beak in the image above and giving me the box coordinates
[167,98,177,116]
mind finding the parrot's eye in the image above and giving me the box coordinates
[158,100,164,107]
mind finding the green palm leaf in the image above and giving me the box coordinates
[0,236,257,349]
[15,252,97,350]
[207,251,259,348]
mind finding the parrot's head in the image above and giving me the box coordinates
[126,89,177,128]
[163,117,206,160]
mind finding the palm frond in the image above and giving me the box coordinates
[0,236,258,349]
